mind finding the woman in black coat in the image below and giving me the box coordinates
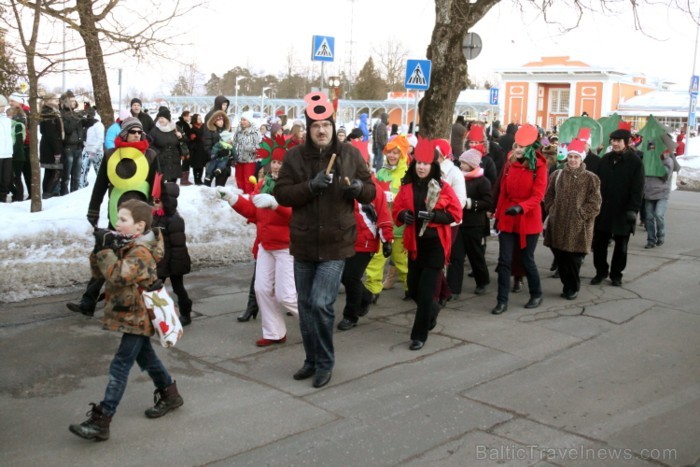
[149,107,182,182]
[152,181,193,325]
[38,96,63,198]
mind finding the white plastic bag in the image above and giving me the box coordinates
[143,286,183,348]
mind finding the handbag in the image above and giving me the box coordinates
[142,280,183,348]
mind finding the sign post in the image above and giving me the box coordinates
[404,59,432,132]
[311,35,335,90]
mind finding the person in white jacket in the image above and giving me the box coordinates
[80,109,105,189]
[0,95,15,202]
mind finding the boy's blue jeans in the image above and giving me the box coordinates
[100,333,172,416]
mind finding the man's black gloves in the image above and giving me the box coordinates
[382,241,393,258]
[309,171,332,194]
[93,228,116,253]
[505,205,523,216]
[625,210,637,223]
[398,210,414,225]
[417,210,435,221]
[361,203,378,223]
[342,179,363,200]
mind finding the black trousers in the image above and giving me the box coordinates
[447,226,490,294]
[407,261,441,342]
[592,229,630,281]
[341,252,373,322]
[12,155,32,200]
[552,249,586,293]
[81,276,105,309]
[160,274,190,306]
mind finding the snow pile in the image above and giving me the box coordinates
[0,183,255,303]
[677,136,700,191]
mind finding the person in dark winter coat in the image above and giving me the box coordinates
[447,149,493,298]
[590,126,644,286]
[152,180,192,325]
[188,114,207,184]
[66,117,158,316]
[176,111,193,186]
[39,94,63,199]
[274,93,375,389]
[149,106,182,183]
[59,91,84,195]
[372,113,388,172]
[129,98,154,133]
[69,199,183,442]
[204,95,230,125]
[498,123,518,159]
[202,111,232,187]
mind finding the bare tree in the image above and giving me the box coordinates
[373,37,409,92]
[420,0,700,139]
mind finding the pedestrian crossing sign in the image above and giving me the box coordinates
[312,35,335,62]
[404,59,432,90]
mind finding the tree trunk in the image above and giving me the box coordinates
[27,68,42,213]
[75,0,113,128]
[420,0,499,139]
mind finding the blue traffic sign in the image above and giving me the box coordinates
[489,88,499,105]
[404,59,432,90]
[691,75,699,94]
[311,35,335,62]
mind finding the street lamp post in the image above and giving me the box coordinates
[234,76,244,117]
[261,86,272,116]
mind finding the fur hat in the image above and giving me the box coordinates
[207,111,230,131]
[130,98,142,106]
[459,149,482,169]
[119,117,144,139]
[240,111,255,125]
[609,129,631,144]
[156,106,171,121]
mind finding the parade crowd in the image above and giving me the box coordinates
[0,90,683,442]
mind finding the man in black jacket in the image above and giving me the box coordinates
[590,127,644,287]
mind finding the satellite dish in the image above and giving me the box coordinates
[462,32,482,61]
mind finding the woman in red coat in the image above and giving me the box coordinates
[392,137,462,351]
[492,124,547,315]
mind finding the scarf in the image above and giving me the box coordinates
[464,167,484,179]
[259,174,276,194]
[115,137,150,153]
[523,140,542,170]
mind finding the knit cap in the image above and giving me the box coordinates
[459,149,482,169]
[119,117,144,139]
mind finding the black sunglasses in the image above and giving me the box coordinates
[128,129,143,135]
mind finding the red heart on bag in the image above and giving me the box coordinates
[159,321,170,334]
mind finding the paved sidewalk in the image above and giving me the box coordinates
[1,192,699,467]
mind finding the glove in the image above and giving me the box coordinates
[399,210,414,225]
[417,210,435,221]
[505,205,523,216]
[87,214,98,228]
[309,170,332,194]
[217,188,239,205]
[361,203,378,223]
[625,210,637,223]
[342,179,363,200]
[93,228,116,253]
[382,241,393,258]
[253,193,279,210]
[216,149,231,158]
[384,191,394,203]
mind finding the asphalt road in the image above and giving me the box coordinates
[1,191,699,467]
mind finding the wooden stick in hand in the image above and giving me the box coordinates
[325,153,337,176]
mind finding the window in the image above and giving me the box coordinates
[549,89,570,113]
